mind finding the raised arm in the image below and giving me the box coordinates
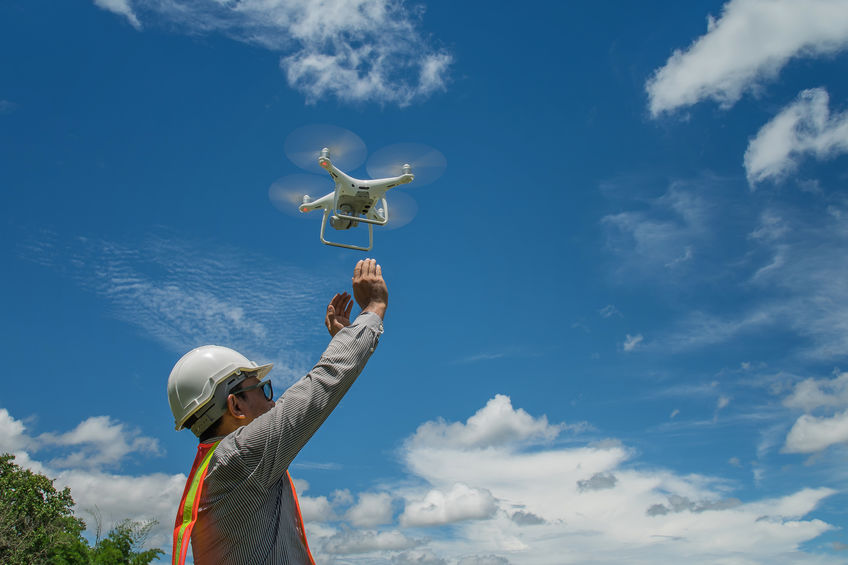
[232,259,388,487]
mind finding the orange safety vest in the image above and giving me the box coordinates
[172,441,316,565]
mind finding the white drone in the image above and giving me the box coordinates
[270,125,445,251]
[298,148,414,251]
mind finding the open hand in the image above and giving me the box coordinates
[325,292,353,336]
[352,258,388,319]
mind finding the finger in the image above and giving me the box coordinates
[366,258,376,276]
[344,298,353,318]
[325,304,335,328]
[332,292,345,310]
[353,259,364,280]
[375,263,382,278]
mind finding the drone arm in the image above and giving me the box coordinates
[363,174,414,192]
[300,192,334,213]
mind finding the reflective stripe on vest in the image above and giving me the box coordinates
[288,471,316,565]
[172,441,219,565]
[172,442,316,565]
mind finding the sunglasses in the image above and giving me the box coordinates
[233,379,273,401]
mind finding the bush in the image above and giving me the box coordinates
[0,454,163,565]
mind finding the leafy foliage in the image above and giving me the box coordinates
[0,454,164,565]
[89,520,163,565]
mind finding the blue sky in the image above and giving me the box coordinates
[3,0,848,563]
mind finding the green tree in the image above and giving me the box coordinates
[0,453,87,564]
[0,453,164,565]
[90,520,163,565]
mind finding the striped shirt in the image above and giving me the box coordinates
[190,312,383,564]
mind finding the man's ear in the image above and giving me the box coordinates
[226,393,247,420]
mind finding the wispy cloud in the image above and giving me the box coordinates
[91,0,452,106]
[623,333,643,352]
[745,88,848,185]
[646,0,848,116]
[601,180,718,280]
[20,229,330,382]
[599,304,622,318]
[454,351,507,364]
[93,0,141,29]
[603,175,848,361]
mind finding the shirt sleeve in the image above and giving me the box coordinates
[226,311,383,488]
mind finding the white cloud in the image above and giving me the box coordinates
[38,416,161,469]
[784,411,848,453]
[347,492,394,527]
[397,395,837,564]
[321,529,420,555]
[0,408,29,453]
[399,483,497,527]
[646,0,848,116]
[623,333,643,352]
[300,494,336,523]
[457,557,511,565]
[784,372,848,412]
[392,550,448,565]
[744,88,848,185]
[406,394,562,450]
[93,0,141,29]
[782,371,848,454]
[91,0,451,106]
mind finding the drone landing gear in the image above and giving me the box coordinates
[319,198,388,251]
[320,211,374,251]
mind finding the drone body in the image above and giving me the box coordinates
[299,148,414,251]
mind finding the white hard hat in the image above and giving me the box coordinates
[167,345,273,437]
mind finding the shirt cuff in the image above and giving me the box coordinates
[353,310,384,335]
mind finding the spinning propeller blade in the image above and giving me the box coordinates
[285,125,367,174]
[382,189,418,230]
[268,174,330,219]
[367,143,446,186]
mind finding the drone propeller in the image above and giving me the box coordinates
[268,174,330,219]
[285,124,367,175]
[381,189,418,230]
[366,143,446,187]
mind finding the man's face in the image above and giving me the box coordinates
[231,375,275,425]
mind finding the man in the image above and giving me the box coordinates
[167,258,388,564]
